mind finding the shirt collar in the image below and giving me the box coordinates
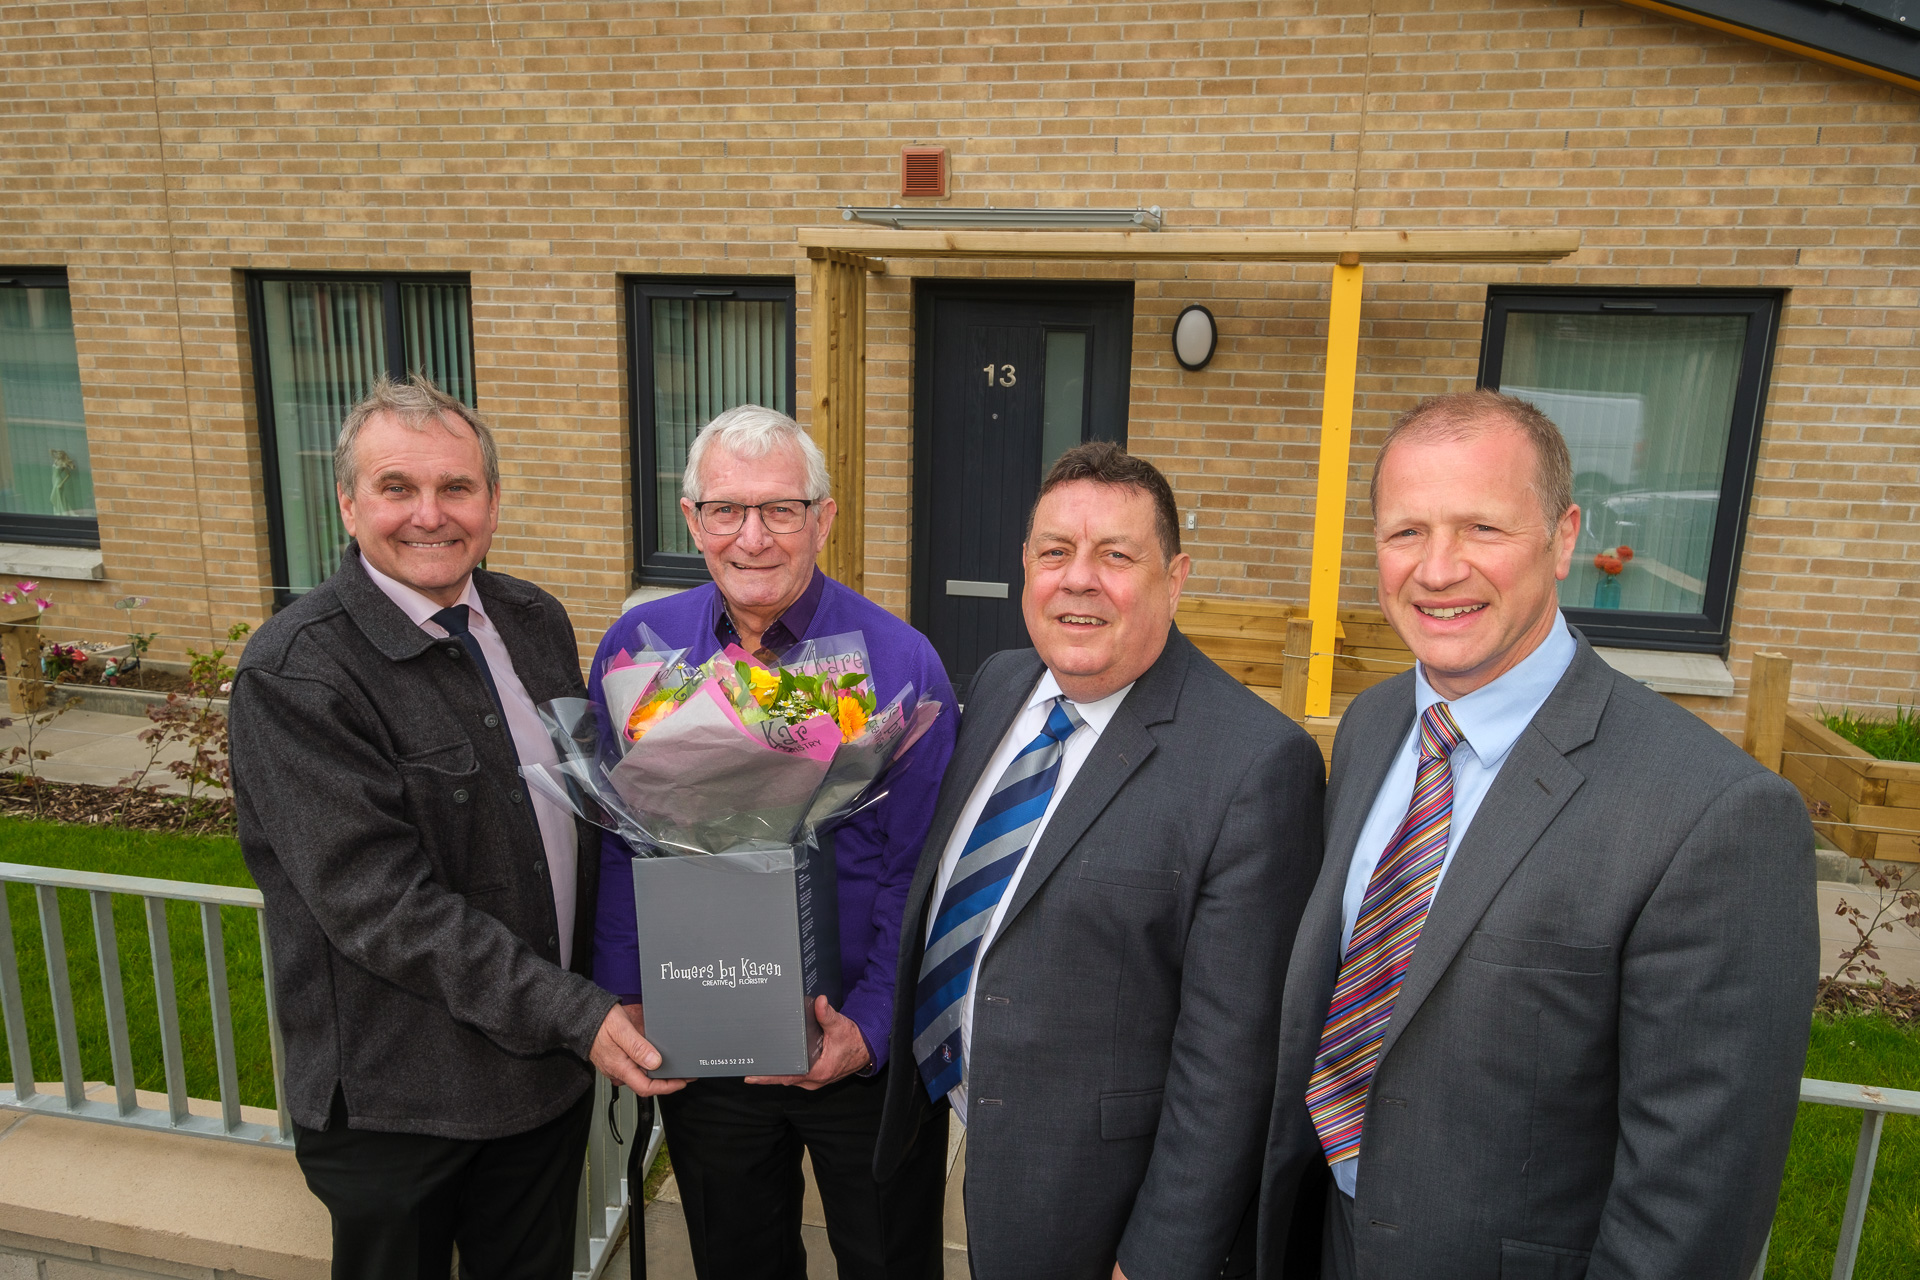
[1029,668,1135,737]
[711,567,827,657]
[360,556,484,635]
[1413,613,1578,770]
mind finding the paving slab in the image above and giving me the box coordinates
[604,1120,969,1279]
[1818,879,1920,986]
[1,706,199,795]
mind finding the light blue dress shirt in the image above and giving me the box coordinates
[1329,614,1578,1197]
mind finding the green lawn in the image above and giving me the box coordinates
[0,818,275,1110]
[1768,1014,1920,1278]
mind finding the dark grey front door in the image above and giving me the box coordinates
[912,282,1132,700]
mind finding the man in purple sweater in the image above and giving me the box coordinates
[591,404,957,1280]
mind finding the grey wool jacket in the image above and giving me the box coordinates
[230,546,616,1140]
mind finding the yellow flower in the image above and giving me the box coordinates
[835,693,868,743]
[747,666,781,709]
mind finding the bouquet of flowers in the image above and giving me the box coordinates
[524,625,942,859]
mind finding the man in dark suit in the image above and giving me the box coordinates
[876,442,1326,1280]
[230,376,667,1280]
[1257,390,1818,1279]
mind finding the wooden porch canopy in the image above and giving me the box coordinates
[798,226,1580,717]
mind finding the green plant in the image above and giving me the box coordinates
[1824,705,1920,765]
[131,621,250,824]
[2,693,81,819]
[108,594,155,686]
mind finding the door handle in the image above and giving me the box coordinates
[945,580,1010,599]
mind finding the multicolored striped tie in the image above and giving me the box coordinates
[1307,701,1465,1165]
[913,696,1085,1103]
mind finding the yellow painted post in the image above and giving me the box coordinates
[1305,258,1364,718]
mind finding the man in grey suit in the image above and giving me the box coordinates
[1256,390,1817,1279]
[875,442,1325,1280]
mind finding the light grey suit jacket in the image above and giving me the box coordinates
[876,629,1326,1280]
[1257,638,1818,1280]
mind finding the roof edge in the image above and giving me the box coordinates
[1613,0,1920,95]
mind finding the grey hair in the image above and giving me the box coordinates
[682,404,832,504]
[334,374,499,495]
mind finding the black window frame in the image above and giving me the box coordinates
[245,270,472,610]
[625,275,798,586]
[0,267,100,548]
[1477,286,1785,655]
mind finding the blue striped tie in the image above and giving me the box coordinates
[914,696,1085,1103]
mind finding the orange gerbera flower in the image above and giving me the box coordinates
[835,693,869,743]
[626,695,675,742]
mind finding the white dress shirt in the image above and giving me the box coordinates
[362,560,579,967]
[1330,615,1577,1196]
[924,668,1135,1124]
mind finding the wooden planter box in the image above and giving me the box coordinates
[1782,710,1920,863]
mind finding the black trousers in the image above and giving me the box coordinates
[294,1085,594,1280]
[647,1070,947,1280]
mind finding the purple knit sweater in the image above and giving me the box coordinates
[587,575,957,1069]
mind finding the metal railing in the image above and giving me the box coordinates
[0,861,657,1279]
[1751,1076,1920,1280]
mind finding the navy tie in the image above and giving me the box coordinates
[431,604,510,731]
[913,695,1085,1103]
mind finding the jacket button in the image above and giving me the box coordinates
[484,713,500,729]
[510,789,524,804]
[533,860,547,875]
[444,646,462,660]
[547,935,559,950]
[453,789,470,804]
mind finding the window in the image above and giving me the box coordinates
[248,273,474,602]
[1478,289,1783,653]
[627,277,795,583]
[0,270,97,547]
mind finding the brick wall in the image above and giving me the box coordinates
[0,0,1913,734]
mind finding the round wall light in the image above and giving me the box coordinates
[1173,304,1217,371]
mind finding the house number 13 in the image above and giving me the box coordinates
[983,363,1016,387]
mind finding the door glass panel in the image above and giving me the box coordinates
[260,279,387,593]
[1499,311,1746,615]
[649,296,789,556]
[0,285,94,522]
[1040,329,1087,479]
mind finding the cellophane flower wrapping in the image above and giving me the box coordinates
[524,624,942,859]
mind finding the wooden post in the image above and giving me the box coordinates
[1742,651,1792,773]
[806,248,881,593]
[1304,257,1364,718]
[0,600,45,713]
[1280,616,1314,723]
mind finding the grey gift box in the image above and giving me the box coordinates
[631,838,842,1078]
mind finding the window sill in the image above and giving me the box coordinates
[623,584,689,613]
[0,542,105,582]
[1593,646,1734,698]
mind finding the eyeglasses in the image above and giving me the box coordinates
[692,499,817,536]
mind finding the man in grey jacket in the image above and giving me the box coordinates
[230,376,670,1280]
[877,443,1325,1280]
[1256,390,1817,1279]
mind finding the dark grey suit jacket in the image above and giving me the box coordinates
[877,628,1326,1280]
[1257,638,1818,1280]
[231,547,614,1140]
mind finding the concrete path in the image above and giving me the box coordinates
[0,705,200,796]
[604,1119,970,1279]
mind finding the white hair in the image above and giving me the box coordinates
[681,404,832,504]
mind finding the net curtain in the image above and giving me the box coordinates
[1500,311,1747,616]
[650,297,790,556]
[261,280,475,593]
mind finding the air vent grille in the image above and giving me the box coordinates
[901,146,948,198]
